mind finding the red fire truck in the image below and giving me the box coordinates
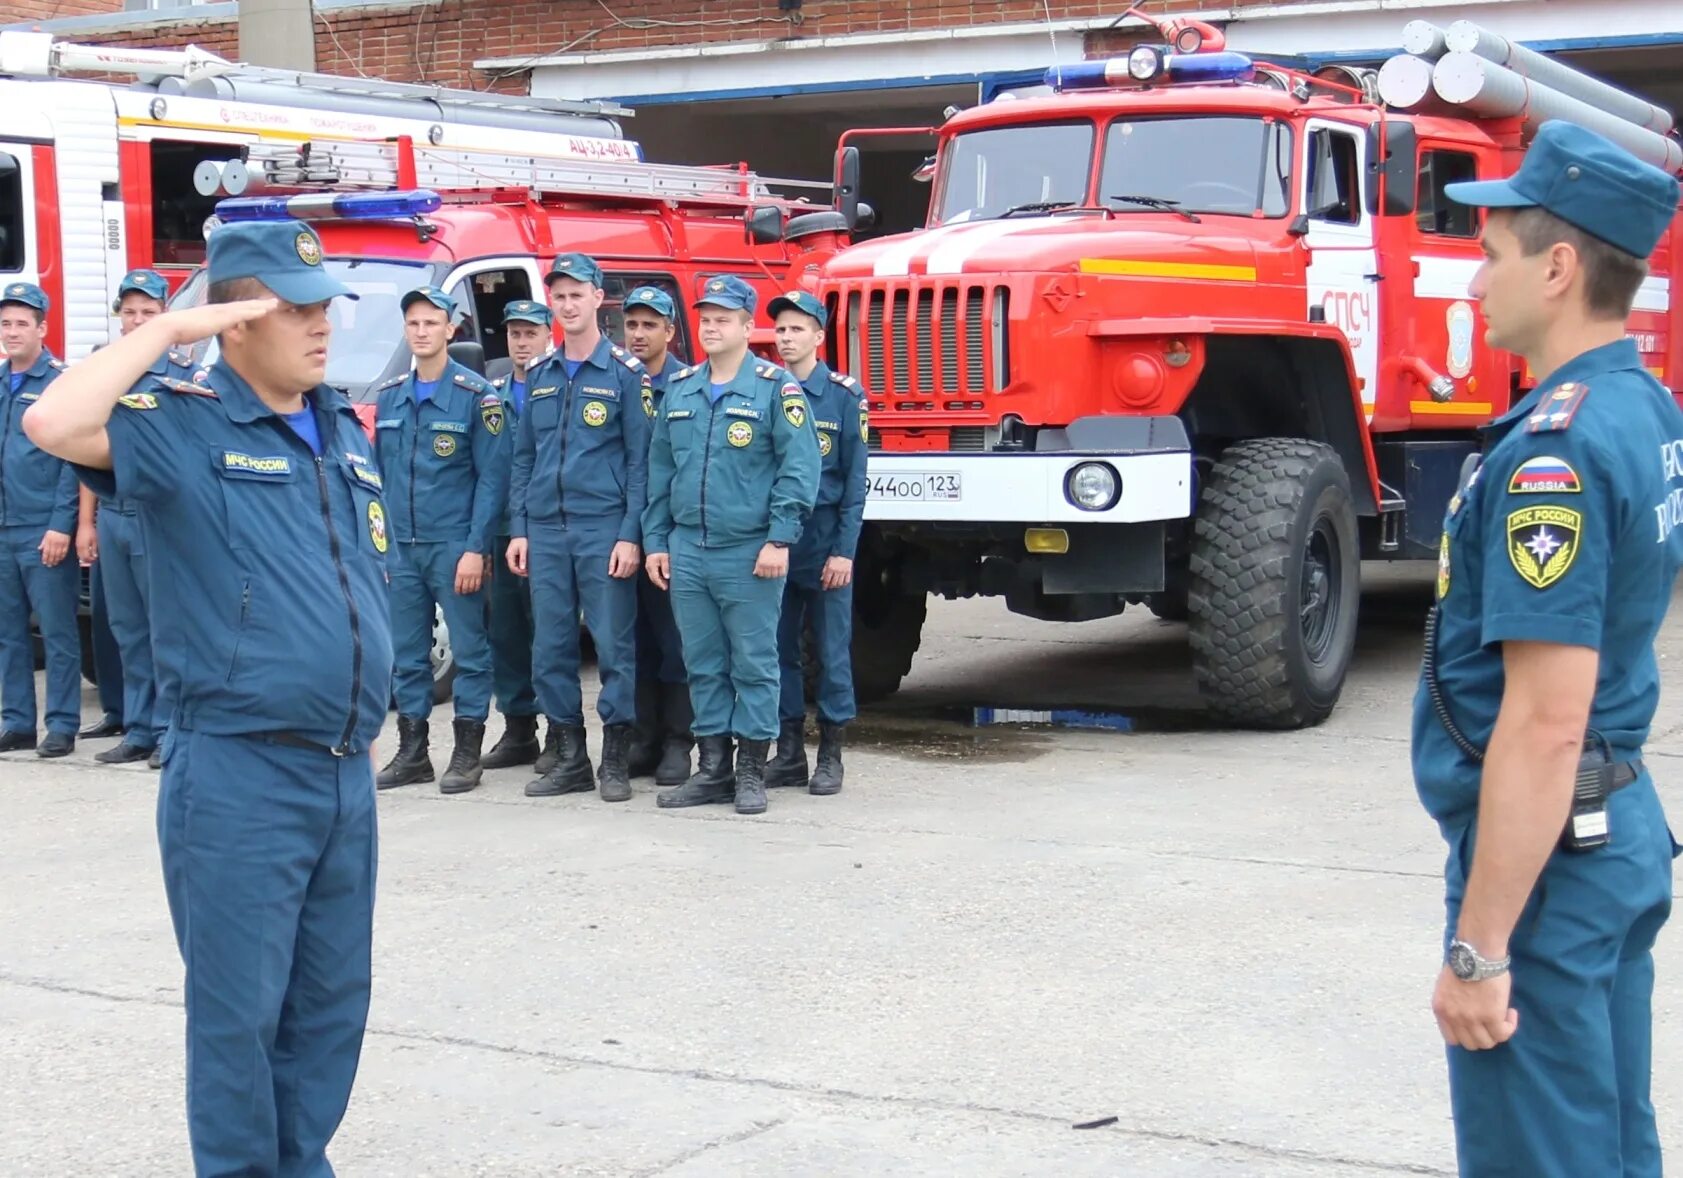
[815,15,1683,728]
[2,32,845,700]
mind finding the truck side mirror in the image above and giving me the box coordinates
[1365,120,1418,217]
[746,205,782,245]
[835,145,862,231]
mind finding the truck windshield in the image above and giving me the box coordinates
[934,122,1095,223]
[1100,116,1292,217]
[168,257,443,401]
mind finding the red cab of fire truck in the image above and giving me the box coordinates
[813,16,1683,728]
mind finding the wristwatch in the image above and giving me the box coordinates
[768,541,789,549]
[1446,939,1510,982]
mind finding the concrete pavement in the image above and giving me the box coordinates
[5,564,1683,1175]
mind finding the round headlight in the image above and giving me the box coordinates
[1127,45,1162,81]
[1066,462,1120,511]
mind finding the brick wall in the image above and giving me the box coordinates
[2,0,124,21]
[47,0,1214,91]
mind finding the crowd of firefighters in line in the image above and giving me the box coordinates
[0,253,869,818]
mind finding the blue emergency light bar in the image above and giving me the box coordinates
[213,189,444,223]
[1045,49,1256,91]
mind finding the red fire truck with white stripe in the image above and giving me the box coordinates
[816,14,1683,727]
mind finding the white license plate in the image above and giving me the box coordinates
[866,471,962,502]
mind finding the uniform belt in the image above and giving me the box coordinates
[251,730,351,757]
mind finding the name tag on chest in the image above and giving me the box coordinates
[222,452,293,479]
[725,405,762,420]
[429,421,467,434]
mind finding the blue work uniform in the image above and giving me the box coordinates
[89,346,197,750]
[373,360,509,722]
[0,349,80,739]
[634,354,687,688]
[488,371,536,720]
[642,359,820,741]
[76,358,394,1176]
[1413,341,1683,1177]
[509,339,651,727]
[775,362,868,725]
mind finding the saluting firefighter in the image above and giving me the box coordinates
[763,291,867,795]
[507,253,651,803]
[621,284,694,787]
[0,282,79,758]
[480,299,554,773]
[76,269,195,767]
[642,275,819,817]
[373,286,510,794]
[25,220,393,1175]
[1413,121,1683,1177]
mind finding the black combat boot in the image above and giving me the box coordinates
[654,682,695,787]
[656,734,735,808]
[734,739,770,816]
[481,714,539,769]
[524,724,594,797]
[598,722,634,802]
[533,719,564,776]
[763,717,808,789]
[809,722,846,795]
[439,718,486,795]
[376,715,433,789]
[628,678,662,778]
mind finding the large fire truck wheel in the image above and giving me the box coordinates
[804,545,928,706]
[1187,438,1360,729]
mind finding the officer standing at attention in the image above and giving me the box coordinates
[1412,120,1683,1178]
[507,253,651,802]
[621,285,694,787]
[764,290,867,796]
[24,220,393,1175]
[76,269,193,767]
[643,276,819,816]
[481,299,553,772]
[373,286,509,795]
[0,282,79,758]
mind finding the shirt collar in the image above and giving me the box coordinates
[208,359,353,425]
[4,349,56,381]
[799,360,831,393]
[1483,338,1642,437]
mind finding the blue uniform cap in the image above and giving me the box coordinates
[547,252,604,288]
[1,281,48,314]
[767,290,826,328]
[117,269,169,302]
[401,285,457,316]
[501,299,553,327]
[1444,120,1682,260]
[695,274,756,314]
[624,286,675,319]
[206,221,355,305]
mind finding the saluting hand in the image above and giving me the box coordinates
[608,541,641,580]
[161,298,280,346]
[454,552,484,595]
[1432,965,1518,1051]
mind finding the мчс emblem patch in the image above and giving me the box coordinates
[295,232,321,266]
[1507,505,1580,588]
[727,421,754,447]
[1436,532,1451,600]
[367,500,388,554]
[782,398,806,429]
[582,400,608,427]
[819,432,833,457]
[433,434,456,458]
[481,401,504,436]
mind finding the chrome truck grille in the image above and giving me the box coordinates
[824,281,1010,405]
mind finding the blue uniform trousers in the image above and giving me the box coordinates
[635,568,686,686]
[388,541,492,722]
[489,534,537,719]
[157,728,377,1178]
[527,518,636,726]
[97,506,163,747]
[89,560,124,720]
[1443,778,1677,1177]
[669,529,783,741]
[775,509,855,726]
[0,523,80,736]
